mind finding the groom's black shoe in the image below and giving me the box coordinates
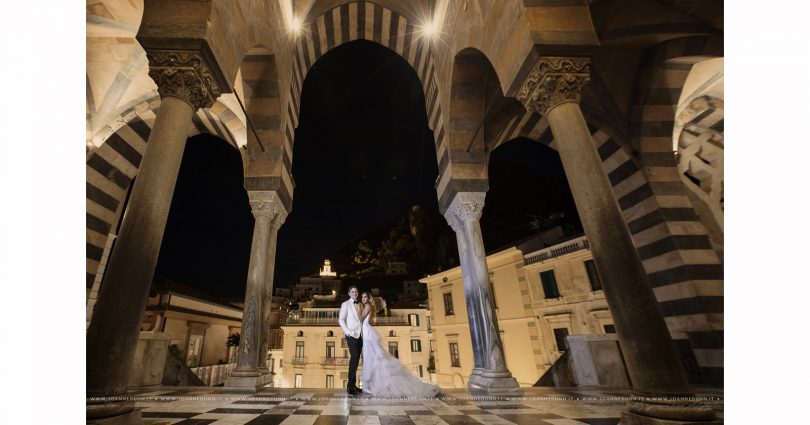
[355,388,363,394]
[347,386,357,396]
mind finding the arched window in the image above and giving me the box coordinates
[389,330,396,337]
[327,330,333,337]
[297,331,303,337]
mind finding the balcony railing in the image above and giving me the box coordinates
[321,357,361,366]
[371,317,409,326]
[292,357,307,364]
[285,316,410,326]
[524,236,589,265]
[286,317,340,325]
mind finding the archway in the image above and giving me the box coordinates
[287,2,448,196]
[438,47,522,389]
[446,44,710,393]
[674,57,724,258]
[629,35,724,385]
[153,134,254,300]
[85,109,247,326]
[278,39,445,287]
[271,38,446,388]
[482,137,582,251]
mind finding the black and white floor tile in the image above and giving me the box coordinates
[127,387,723,425]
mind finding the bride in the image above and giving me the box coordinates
[358,291,440,398]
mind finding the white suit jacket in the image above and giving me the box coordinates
[338,299,363,339]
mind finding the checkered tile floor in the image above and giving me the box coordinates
[128,387,724,425]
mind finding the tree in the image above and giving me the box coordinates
[409,205,457,272]
[378,217,417,267]
[352,240,374,265]
[226,332,240,348]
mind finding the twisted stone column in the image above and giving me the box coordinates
[87,50,223,424]
[518,57,716,423]
[444,192,519,391]
[227,191,286,388]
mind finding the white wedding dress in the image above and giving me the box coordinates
[360,314,439,398]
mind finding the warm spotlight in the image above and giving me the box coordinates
[421,20,437,38]
[290,17,302,34]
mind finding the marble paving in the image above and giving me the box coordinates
[121,387,724,425]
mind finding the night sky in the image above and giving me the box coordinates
[276,40,440,288]
[154,40,580,299]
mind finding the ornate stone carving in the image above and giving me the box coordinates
[517,57,590,116]
[444,192,486,232]
[445,213,463,233]
[146,50,223,110]
[248,190,288,225]
[249,199,279,220]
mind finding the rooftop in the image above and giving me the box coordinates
[152,278,242,311]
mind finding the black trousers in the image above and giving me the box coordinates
[346,335,363,390]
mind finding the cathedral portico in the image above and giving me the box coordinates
[83,1,725,423]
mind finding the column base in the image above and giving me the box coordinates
[224,372,273,390]
[87,401,140,425]
[230,368,261,377]
[467,371,521,394]
[476,368,514,379]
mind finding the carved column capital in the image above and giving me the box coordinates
[517,56,591,116]
[248,191,288,226]
[443,192,486,232]
[146,50,223,110]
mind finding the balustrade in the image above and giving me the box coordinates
[525,236,589,265]
[190,363,237,386]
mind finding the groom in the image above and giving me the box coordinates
[338,285,363,395]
